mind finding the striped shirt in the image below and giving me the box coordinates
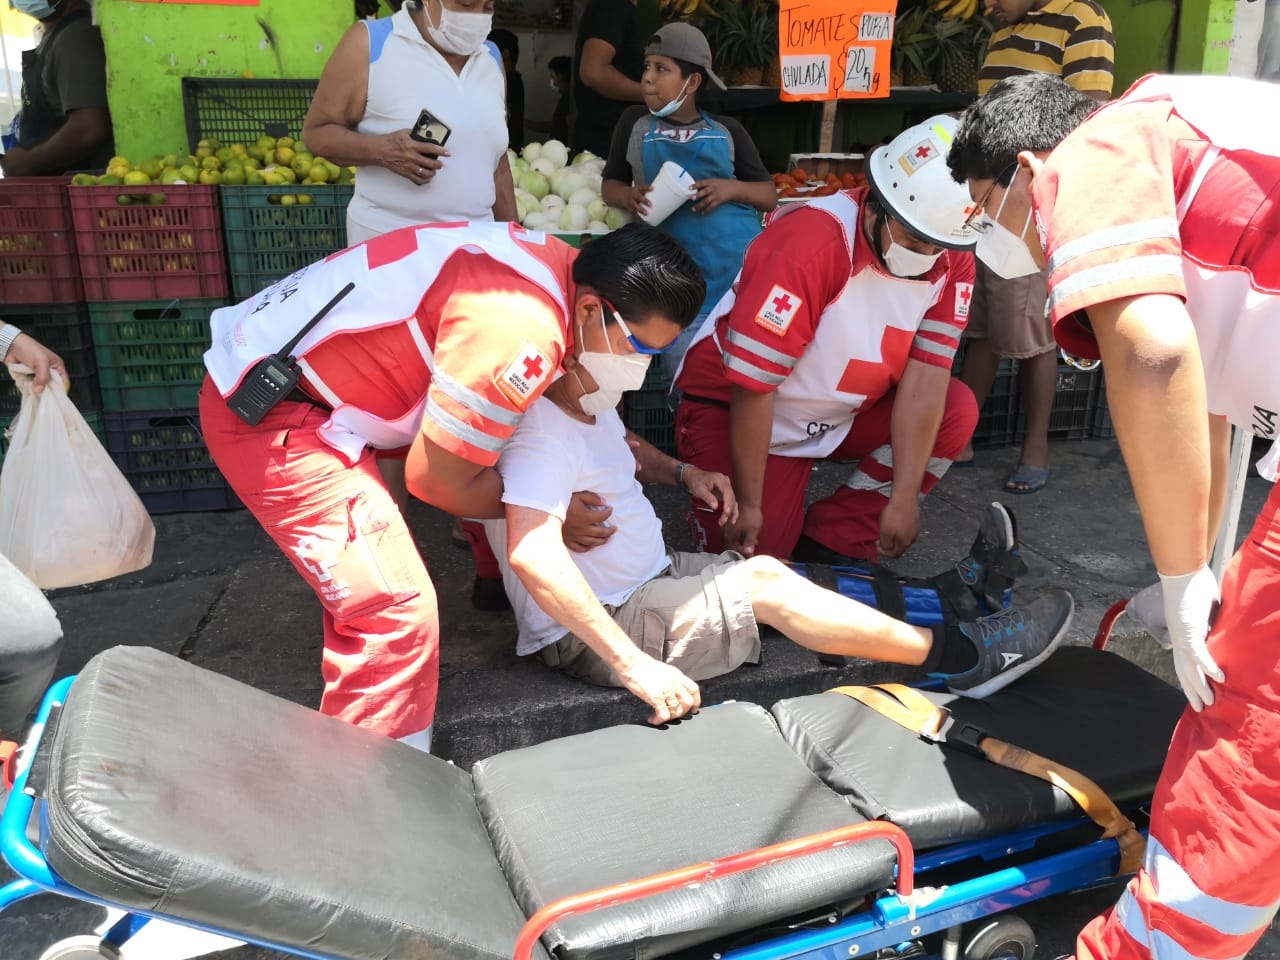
[977,0,1115,97]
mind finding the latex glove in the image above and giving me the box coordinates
[1126,581,1172,650]
[1159,566,1225,711]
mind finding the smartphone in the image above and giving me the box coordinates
[409,108,452,148]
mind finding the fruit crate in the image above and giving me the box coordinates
[0,410,105,470]
[88,298,224,412]
[953,341,1019,449]
[221,183,353,300]
[104,408,240,514]
[0,177,83,304]
[786,153,865,178]
[69,184,229,302]
[1014,362,1101,443]
[624,364,676,456]
[0,303,102,419]
[181,78,319,153]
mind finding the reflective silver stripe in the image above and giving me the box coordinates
[294,358,342,408]
[423,396,507,453]
[1047,218,1180,277]
[726,328,799,368]
[724,353,786,386]
[912,336,955,360]
[869,444,893,468]
[844,471,893,493]
[1148,837,1280,937]
[1115,888,1246,960]
[925,455,950,479]
[430,366,522,428]
[1048,255,1185,315]
[918,319,959,337]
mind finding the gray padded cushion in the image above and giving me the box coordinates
[772,646,1184,850]
[43,646,544,960]
[472,702,897,960]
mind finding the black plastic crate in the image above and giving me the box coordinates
[104,409,241,514]
[1015,362,1101,443]
[181,78,319,153]
[0,303,102,419]
[952,340,1018,449]
[1092,375,1115,439]
[624,365,675,455]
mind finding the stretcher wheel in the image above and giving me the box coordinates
[37,936,122,960]
[963,914,1036,960]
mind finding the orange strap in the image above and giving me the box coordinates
[828,684,1145,875]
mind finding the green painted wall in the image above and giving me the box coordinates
[98,0,352,160]
[1105,0,1178,93]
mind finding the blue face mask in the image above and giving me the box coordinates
[649,76,692,119]
[12,0,58,19]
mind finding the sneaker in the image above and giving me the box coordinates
[954,502,1028,611]
[941,589,1074,699]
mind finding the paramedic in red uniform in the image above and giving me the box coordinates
[674,115,980,564]
[199,222,705,752]
[948,72,1280,960]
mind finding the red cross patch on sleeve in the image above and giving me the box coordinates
[495,342,553,408]
[754,284,803,337]
[954,282,974,321]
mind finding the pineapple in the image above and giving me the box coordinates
[935,12,995,92]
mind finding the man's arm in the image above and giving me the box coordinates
[626,428,737,522]
[1206,413,1232,558]
[1,107,110,176]
[723,385,775,556]
[881,359,949,557]
[405,432,505,518]
[506,503,700,723]
[578,38,643,102]
[1089,294,1210,575]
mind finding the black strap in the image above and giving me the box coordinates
[930,569,984,625]
[868,564,908,622]
[279,281,357,362]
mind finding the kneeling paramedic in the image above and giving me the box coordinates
[200,221,705,752]
[674,115,980,567]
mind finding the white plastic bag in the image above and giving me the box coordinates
[0,364,154,588]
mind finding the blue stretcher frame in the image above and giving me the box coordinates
[0,612,1141,960]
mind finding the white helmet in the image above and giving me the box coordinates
[864,114,978,250]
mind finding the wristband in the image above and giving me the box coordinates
[675,461,691,491]
[0,323,20,363]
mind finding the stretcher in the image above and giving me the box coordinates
[0,601,1182,960]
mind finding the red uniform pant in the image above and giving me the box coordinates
[1076,482,1280,960]
[675,379,977,561]
[199,379,439,739]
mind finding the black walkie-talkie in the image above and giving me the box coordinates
[227,281,356,426]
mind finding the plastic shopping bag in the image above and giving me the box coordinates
[0,365,155,588]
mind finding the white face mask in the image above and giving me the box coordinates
[649,76,692,119]
[884,237,942,278]
[975,171,1041,279]
[424,0,493,56]
[575,317,651,415]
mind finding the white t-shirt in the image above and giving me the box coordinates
[482,397,669,655]
[347,8,507,243]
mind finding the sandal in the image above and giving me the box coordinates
[1004,463,1051,495]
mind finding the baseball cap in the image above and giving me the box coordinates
[644,23,727,90]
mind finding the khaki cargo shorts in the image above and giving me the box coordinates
[964,260,1056,360]
[538,550,761,687]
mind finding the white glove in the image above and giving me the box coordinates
[1126,581,1172,649]
[1159,566,1225,712]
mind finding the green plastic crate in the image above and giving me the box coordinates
[88,298,225,412]
[624,364,675,456]
[221,184,353,300]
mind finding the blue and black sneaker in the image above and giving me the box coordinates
[955,502,1028,612]
[940,589,1075,699]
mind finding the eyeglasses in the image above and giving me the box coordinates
[602,299,673,355]
[962,161,1019,235]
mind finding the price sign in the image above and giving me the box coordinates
[778,0,897,101]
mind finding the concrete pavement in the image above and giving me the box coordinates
[2,436,1277,958]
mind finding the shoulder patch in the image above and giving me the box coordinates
[954,282,973,320]
[495,342,553,409]
[754,284,803,337]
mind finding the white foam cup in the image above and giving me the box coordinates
[639,161,696,226]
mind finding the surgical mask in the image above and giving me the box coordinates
[575,320,651,415]
[975,172,1041,279]
[884,238,941,278]
[12,0,58,19]
[649,76,692,119]
[424,0,493,56]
